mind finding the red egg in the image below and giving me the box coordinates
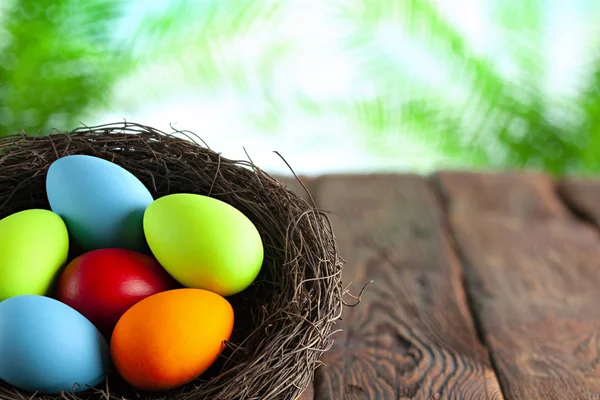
[56,248,179,336]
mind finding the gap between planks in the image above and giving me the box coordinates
[280,173,504,399]
[434,171,600,399]
[281,172,600,399]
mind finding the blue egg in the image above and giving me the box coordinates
[0,295,111,394]
[46,154,154,252]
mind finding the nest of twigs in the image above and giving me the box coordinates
[0,122,344,400]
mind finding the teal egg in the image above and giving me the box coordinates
[46,155,153,252]
[0,295,111,394]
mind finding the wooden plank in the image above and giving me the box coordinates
[558,177,600,226]
[275,174,313,203]
[435,170,569,220]
[313,174,503,399]
[436,171,600,399]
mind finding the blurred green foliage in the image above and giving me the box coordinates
[343,0,600,175]
[0,0,130,136]
[0,0,598,175]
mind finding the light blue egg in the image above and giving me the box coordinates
[0,295,111,394]
[46,154,154,252]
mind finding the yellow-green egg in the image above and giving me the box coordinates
[0,209,69,301]
[143,194,263,297]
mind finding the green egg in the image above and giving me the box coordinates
[143,194,264,297]
[0,209,69,301]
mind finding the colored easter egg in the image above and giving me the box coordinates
[110,288,234,391]
[0,295,111,394]
[0,209,69,301]
[143,193,263,296]
[56,248,180,336]
[46,154,154,252]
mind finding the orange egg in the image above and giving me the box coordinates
[110,288,234,391]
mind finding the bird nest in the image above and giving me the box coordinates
[0,122,344,400]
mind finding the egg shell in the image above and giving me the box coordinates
[56,248,180,336]
[0,209,69,301]
[0,295,111,394]
[110,288,234,391]
[143,193,264,296]
[46,154,154,252]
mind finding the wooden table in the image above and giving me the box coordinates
[280,171,600,400]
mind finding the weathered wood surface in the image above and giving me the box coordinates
[309,174,502,399]
[559,177,600,227]
[279,171,600,399]
[435,171,569,220]
[436,171,600,399]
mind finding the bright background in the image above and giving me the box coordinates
[1,0,599,176]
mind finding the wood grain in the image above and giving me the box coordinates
[312,174,503,399]
[437,172,600,399]
[436,171,569,220]
[275,174,314,203]
[558,177,600,227]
